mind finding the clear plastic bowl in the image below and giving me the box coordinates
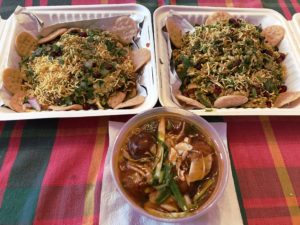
[110,107,229,223]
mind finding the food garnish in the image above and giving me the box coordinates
[118,116,218,218]
[2,16,150,112]
[166,11,300,109]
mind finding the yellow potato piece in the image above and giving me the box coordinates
[2,68,24,94]
[15,32,38,57]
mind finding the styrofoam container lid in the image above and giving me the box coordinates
[154,5,300,116]
[0,4,158,120]
[289,13,300,54]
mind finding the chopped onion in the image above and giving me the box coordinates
[204,154,213,176]
[28,98,41,111]
[186,156,205,183]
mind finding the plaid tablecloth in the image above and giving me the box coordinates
[1,1,300,225]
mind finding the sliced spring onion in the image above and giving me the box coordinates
[154,118,166,180]
[170,179,187,211]
[156,188,171,204]
[193,178,215,202]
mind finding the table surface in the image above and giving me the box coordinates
[1,1,300,225]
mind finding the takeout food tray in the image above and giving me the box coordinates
[154,5,300,115]
[0,4,157,120]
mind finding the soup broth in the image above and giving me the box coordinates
[118,116,219,218]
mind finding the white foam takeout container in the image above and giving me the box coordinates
[154,5,300,115]
[0,4,157,120]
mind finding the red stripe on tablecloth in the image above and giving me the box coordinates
[237,168,283,199]
[35,217,85,225]
[290,0,300,12]
[39,0,48,6]
[285,168,300,201]
[278,0,292,19]
[248,217,292,225]
[269,117,300,205]
[0,121,24,207]
[34,118,99,222]
[34,185,87,223]
[158,0,165,6]
[197,0,226,7]
[39,118,98,186]
[260,117,300,225]
[25,0,33,6]
[0,123,5,135]
[72,0,100,4]
[107,0,135,3]
[225,117,275,168]
[269,117,300,167]
[244,197,295,208]
[232,0,263,8]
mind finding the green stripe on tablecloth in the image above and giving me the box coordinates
[136,0,158,14]
[284,0,296,15]
[175,0,198,6]
[33,0,41,6]
[261,0,284,16]
[0,119,58,225]
[0,0,23,19]
[47,0,72,6]
[228,146,248,225]
[0,122,16,168]
[203,116,224,123]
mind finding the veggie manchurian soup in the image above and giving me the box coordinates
[117,116,219,218]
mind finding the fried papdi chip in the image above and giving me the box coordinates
[205,11,233,25]
[9,91,26,112]
[48,104,83,111]
[15,32,38,57]
[214,95,248,108]
[261,25,285,46]
[114,95,145,109]
[166,16,184,48]
[130,48,151,72]
[108,92,126,108]
[2,68,24,94]
[38,28,68,44]
[111,16,138,45]
[66,27,81,34]
[285,97,300,108]
[273,92,300,108]
[175,94,205,109]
